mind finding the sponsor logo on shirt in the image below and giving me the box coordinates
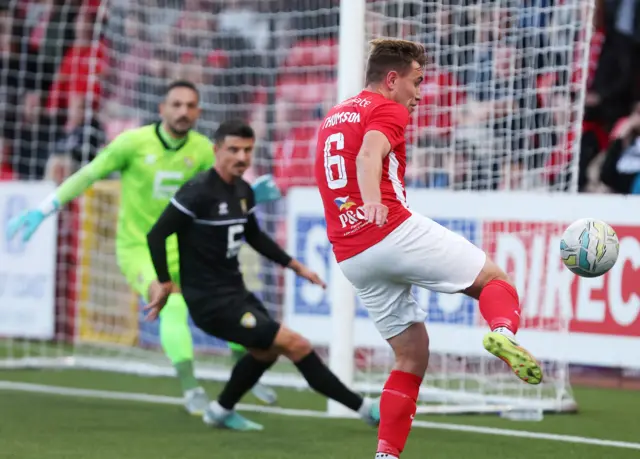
[334,196,356,211]
[334,196,366,232]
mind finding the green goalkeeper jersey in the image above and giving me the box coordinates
[56,123,214,253]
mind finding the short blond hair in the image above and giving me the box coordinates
[365,38,427,86]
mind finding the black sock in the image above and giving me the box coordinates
[294,351,363,412]
[218,354,275,410]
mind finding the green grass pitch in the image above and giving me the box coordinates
[1,369,639,459]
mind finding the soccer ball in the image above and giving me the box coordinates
[560,218,619,277]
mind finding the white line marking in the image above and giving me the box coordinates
[409,420,640,450]
[1,380,639,450]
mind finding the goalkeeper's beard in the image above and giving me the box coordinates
[168,119,192,137]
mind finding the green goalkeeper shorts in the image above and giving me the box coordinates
[117,246,181,302]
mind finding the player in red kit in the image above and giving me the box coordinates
[314,39,543,459]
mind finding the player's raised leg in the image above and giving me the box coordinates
[380,212,543,386]
[464,258,543,385]
[352,212,542,387]
[394,215,543,385]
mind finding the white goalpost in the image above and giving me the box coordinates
[0,0,596,417]
[326,0,364,418]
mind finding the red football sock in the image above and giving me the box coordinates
[479,279,521,334]
[377,370,422,457]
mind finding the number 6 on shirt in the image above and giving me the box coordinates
[323,132,347,190]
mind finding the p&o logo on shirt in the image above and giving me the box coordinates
[333,195,366,231]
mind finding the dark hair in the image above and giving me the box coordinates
[165,80,200,98]
[213,120,255,145]
[365,38,427,86]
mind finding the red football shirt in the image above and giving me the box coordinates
[315,90,412,262]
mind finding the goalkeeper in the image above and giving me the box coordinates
[7,80,281,414]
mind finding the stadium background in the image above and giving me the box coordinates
[1,0,639,385]
[0,0,640,459]
[1,2,640,457]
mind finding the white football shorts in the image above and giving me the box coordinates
[338,213,486,340]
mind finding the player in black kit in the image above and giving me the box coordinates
[146,120,380,431]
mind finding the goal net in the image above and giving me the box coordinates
[0,0,594,415]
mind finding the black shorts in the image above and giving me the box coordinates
[187,291,281,350]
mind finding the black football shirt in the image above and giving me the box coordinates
[147,169,291,303]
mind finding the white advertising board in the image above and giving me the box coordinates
[285,188,640,369]
[0,182,57,339]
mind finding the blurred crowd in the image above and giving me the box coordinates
[1,0,640,195]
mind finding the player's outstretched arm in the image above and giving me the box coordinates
[356,130,391,227]
[6,132,133,243]
[145,203,192,319]
[244,212,293,267]
[244,213,326,288]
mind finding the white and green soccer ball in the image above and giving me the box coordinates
[560,218,619,278]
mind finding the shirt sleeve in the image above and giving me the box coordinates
[147,204,193,283]
[244,213,292,267]
[55,129,134,205]
[169,179,204,219]
[365,102,410,149]
[243,185,291,266]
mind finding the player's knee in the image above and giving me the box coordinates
[394,352,429,377]
[395,345,430,377]
[479,257,511,284]
[249,348,279,364]
[287,335,313,361]
[465,257,513,300]
[273,326,312,361]
[389,323,430,377]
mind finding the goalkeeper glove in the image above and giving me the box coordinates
[251,174,281,204]
[6,196,60,243]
